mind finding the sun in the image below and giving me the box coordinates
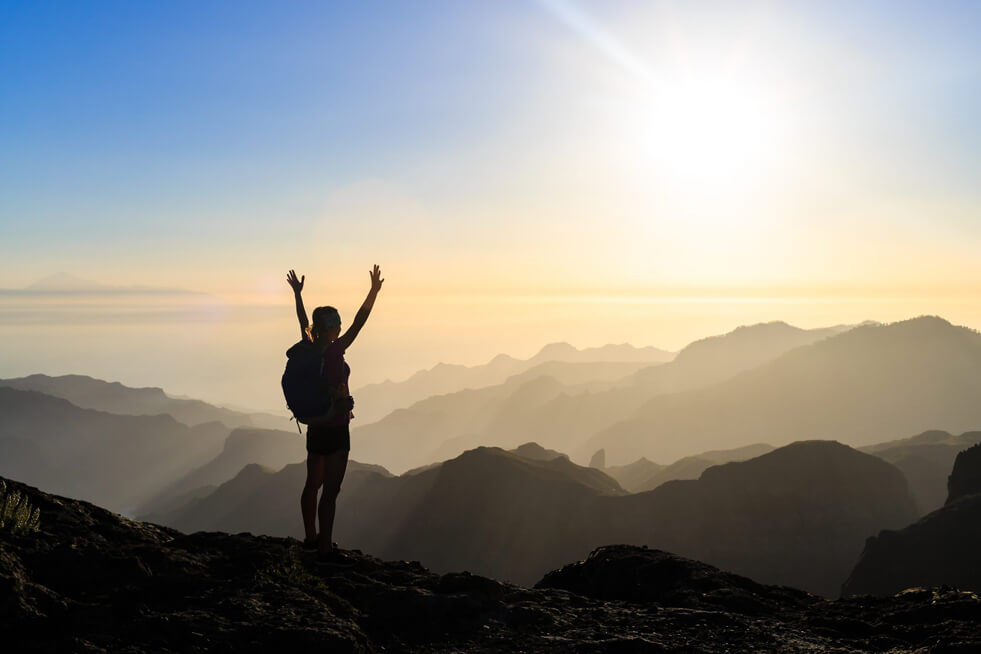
[638,73,792,195]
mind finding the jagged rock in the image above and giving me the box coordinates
[4,476,981,653]
[588,448,606,469]
[842,443,981,597]
[947,442,981,504]
[842,492,981,597]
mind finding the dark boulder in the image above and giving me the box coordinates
[537,545,815,615]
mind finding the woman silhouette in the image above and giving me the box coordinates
[287,265,384,564]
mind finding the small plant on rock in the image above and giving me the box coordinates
[0,480,41,535]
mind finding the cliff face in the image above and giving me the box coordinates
[842,443,981,597]
[947,442,981,504]
[841,494,981,597]
[4,476,981,653]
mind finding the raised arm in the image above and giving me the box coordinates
[287,269,310,341]
[337,265,384,350]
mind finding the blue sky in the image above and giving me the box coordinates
[4,1,981,407]
[2,0,981,294]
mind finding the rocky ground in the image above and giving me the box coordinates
[2,476,980,653]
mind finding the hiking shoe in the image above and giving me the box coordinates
[315,549,353,568]
[301,536,319,551]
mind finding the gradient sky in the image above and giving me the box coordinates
[3,1,981,408]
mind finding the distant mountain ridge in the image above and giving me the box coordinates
[352,320,856,472]
[621,320,858,391]
[3,272,201,294]
[0,374,285,430]
[631,443,775,493]
[136,427,307,517]
[351,341,674,424]
[586,316,981,464]
[860,429,981,514]
[0,387,229,513]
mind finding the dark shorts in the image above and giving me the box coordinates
[306,423,351,456]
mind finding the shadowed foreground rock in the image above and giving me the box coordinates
[3,477,981,653]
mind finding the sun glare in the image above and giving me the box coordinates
[639,74,792,194]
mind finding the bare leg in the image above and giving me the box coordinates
[318,449,350,553]
[301,453,327,541]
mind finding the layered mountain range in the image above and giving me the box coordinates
[145,439,916,597]
[0,374,284,429]
[352,321,856,472]
[6,315,981,603]
[586,317,981,463]
[351,341,675,424]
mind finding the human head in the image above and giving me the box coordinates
[311,306,342,343]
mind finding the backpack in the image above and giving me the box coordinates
[282,340,332,429]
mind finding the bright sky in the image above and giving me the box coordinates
[3,1,981,410]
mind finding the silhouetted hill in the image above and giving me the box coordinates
[136,427,307,516]
[509,442,568,461]
[861,430,981,514]
[0,387,228,513]
[6,477,979,652]
[354,321,852,472]
[600,444,774,493]
[604,441,916,597]
[586,317,981,464]
[142,459,391,534]
[0,374,285,429]
[155,440,913,596]
[632,443,775,493]
[352,342,673,424]
[358,447,628,584]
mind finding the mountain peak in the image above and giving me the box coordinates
[510,442,568,461]
[534,342,578,359]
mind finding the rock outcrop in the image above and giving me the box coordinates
[841,493,981,597]
[843,442,981,597]
[4,476,980,653]
[947,442,981,504]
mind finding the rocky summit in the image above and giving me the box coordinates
[3,476,981,653]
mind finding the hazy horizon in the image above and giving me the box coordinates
[5,279,981,412]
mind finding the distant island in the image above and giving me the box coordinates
[0,272,204,295]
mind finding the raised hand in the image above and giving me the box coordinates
[369,264,384,293]
[287,269,305,294]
